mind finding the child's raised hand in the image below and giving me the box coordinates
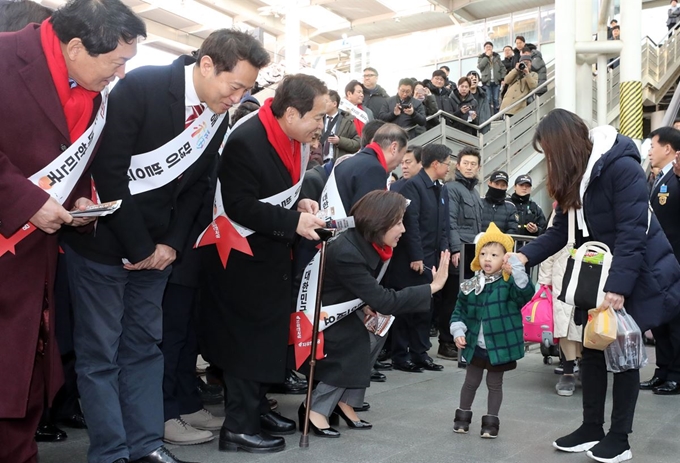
[454,336,467,350]
[502,261,513,274]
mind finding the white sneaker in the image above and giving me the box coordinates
[163,418,214,446]
[180,408,224,431]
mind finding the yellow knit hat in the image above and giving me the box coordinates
[470,222,515,276]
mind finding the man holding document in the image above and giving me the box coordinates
[62,29,269,463]
[0,1,146,462]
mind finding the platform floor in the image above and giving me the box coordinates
[39,344,678,463]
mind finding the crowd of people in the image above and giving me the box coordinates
[3,2,680,463]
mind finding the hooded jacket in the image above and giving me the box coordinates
[521,128,680,332]
[477,51,507,86]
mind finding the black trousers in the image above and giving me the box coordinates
[438,271,460,344]
[221,374,271,435]
[651,312,680,382]
[391,304,431,364]
[161,283,202,421]
[581,346,639,434]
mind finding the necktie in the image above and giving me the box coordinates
[186,104,204,128]
[651,171,664,195]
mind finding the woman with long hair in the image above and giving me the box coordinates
[298,190,450,437]
[507,109,680,463]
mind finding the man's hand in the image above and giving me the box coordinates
[393,104,403,116]
[68,197,97,227]
[526,222,538,234]
[297,198,319,215]
[29,196,73,234]
[296,213,326,241]
[673,151,680,177]
[451,252,460,268]
[403,106,414,116]
[327,135,340,145]
[485,49,493,57]
[124,244,176,271]
[410,260,424,274]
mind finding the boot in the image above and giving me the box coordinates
[453,409,473,434]
[480,415,499,439]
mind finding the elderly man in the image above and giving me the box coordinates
[200,74,327,453]
[0,1,145,462]
[63,28,270,463]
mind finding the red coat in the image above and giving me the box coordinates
[0,25,94,418]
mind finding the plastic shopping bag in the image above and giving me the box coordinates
[604,308,648,373]
[583,306,617,351]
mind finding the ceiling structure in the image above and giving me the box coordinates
[39,0,665,57]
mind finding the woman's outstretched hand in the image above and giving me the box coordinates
[430,250,451,293]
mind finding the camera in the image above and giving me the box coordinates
[518,62,527,71]
[400,103,412,110]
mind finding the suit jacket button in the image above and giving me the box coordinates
[60,144,68,152]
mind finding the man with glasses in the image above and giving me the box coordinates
[362,67,389,119]
[378,78,426,139]
[386,144,452,373]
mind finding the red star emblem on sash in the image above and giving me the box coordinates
[195,215,253,267]
[0,223,36,258]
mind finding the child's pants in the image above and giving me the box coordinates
[459,363,504,415]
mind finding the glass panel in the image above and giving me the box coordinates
[539,42,555,64]
[460,19,486,58]
[486,14,513,51]
[461,57,478,78]
[438,26,461,63]
[539,7,555,43]
[512,8,539,46]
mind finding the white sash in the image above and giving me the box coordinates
[127,109,226,196]
[195,110,310,244]
[318,166,347,221]
[29,90,108,203]
[296,249,389,333]
[339,98,369,124]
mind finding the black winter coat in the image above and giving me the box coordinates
[299,229,431,388]
[450,89,479,136]
[362,85,390,120]
[481,196,518,234]
[334,146,388,213]
[385,169,449,289]
[510,193,547,236]
[650,168,680,260]
[199,114,302,383]
[446,171,483,252]
[378,96,426,139]
[520,135,680,332]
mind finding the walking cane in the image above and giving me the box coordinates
[300,228,334,448]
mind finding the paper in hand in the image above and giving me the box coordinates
[70,200,122,218]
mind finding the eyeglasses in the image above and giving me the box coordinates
[440,161,451,167]
[363,73,377,78]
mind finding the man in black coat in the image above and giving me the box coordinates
[199,74,327,453]
[63,27,269,463]
[387,144,451,373]
[378,78,427,139]
[362,66,390,118]
[481,171,518,234]
[510,174,547,237]
[640,127,680,395]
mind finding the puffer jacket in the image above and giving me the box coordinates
[530,49,547,95]
[469,86,490,134]
[537,211,582,341]
[446,171,483,253]
[477,52,507,86]
[450,89,479,136]
[481,195,518,234]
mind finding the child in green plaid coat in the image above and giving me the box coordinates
[449,223,535,438]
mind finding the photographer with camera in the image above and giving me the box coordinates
[378,78,427,139]
[499,48,537,117]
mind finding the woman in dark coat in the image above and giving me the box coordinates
[508,109,680,463]
[299,190,450,437]
[449,76,479,136]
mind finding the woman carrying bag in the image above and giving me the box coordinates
[506,109,680,463]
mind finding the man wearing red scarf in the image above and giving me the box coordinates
[199,74,327,453]
[0,2,145,463]
[344,79,374,136]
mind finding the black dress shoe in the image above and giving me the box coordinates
[219,428,285,453]
[332,406,372,429]
[640,376,665,390]
[268,397,278,410]
[133,446,197,463]
[197,379,223,405]
[393,361,424,373]
[35,423,68,442]
[297,404,340,438]
[374,360,393,371]
[269,370,308,394]
[653,380,680,395]
[429,327,439,337]
[377,348,391,362]
[415,358,444,371]
[370,369,386,382]
[353,402,370,412]
[57,413,87,429]
[260,411,296,435]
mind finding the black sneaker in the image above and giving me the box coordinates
[553,423,605,453]
[586,432,632,463]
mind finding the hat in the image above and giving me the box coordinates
[489,171,509,183]
[240,94,260,106]
[514,174,532,186]
[470,222,515,278]
[520,54,533,61]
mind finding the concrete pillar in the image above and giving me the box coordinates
[555,0,577,111]
[575,0,593,123]
[285,5,300,73]
[619,0,643,142]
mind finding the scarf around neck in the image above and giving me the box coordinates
[259,98,302,184]
[40,19,99,143]
[365,142,388,172]
[372,243,393,261]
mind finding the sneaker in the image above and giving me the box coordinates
[553,424,605,452]
[163,418,214,446]
[556,375,577,397]
[586,432,632,463]
[180,408,224,431]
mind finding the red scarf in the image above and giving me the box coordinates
[372,243,393,261]
[366,142,388,173]
[40,19,99,143]
[258,98,301,184]
[352,104,365,136]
